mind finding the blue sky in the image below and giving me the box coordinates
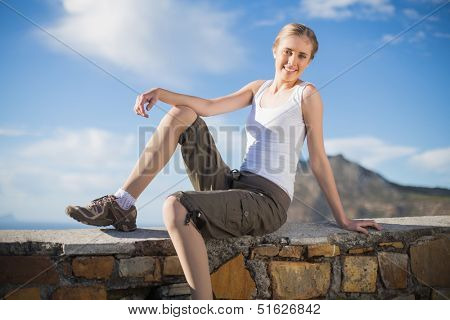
[1,0,449,229]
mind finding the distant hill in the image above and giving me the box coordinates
[288,154,450,223]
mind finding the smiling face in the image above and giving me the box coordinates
[273,35,313,81]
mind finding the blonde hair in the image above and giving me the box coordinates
[272,23,319,61]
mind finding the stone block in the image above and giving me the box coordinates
[278,245,303,258]
[341,256,378,293]
[307,243,340,258]
[211,254,256,299]
[269,261,330,299]
[410,237,450,287]
[119,256,160,282]
[144,260,161,282]
[72,256,114,280]
[151,283,192,299]
[163,256,184,276]
[378,252,408,289]
[0,256,59,285]
[250,245,280,259]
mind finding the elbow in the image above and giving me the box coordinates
[201,100,215,117]
[195,99,209,117]
[176,100,212,117]
[198,110,211,117]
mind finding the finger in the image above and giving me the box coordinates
[134,105,142,117]
[139,100,148,118]
[365,220,383,231]
[145,97,154,111]
[134,98,142,116]
[374,222,383,231]
[361,220,376,227]
[356,226,369,235]
[136,95,148,117]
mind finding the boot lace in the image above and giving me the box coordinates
[88,195,116,213]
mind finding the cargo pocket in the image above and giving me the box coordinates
[248,192,284,236]
[224,194,254,237]
[239,194,256,235]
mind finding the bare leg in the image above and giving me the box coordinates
[121,106,198,199]
[163,196,213,300]
[120,105,212,299]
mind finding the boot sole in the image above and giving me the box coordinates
[65,206,113,227]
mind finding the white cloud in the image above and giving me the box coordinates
[321,136,450,182]
[433,32,450,39]
[0,125,194,225]
[380,29,430,45]
[19,127,135,169]
[0,128,36,137]
[324,136,417,169]
[59,172,121,193]
[408,147,450,174]
[408,30,427,43]
[403,2,442,21]
[381,33,404,44]
[0,127,136,222]
[403,8,421,19]
[252,12,287,27]
[299,0,395,20]
[37,0,247,89]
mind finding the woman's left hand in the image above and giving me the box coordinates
[340,219,383,235]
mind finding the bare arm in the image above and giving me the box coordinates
[157,88,211,116]
[134,81,264,118]
[301,85,382,234]
[205,80,264,116]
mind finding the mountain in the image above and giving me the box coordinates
[288,154,450,223]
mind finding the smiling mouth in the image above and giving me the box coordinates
[284,67,297,72]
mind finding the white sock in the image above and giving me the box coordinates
[114,188,136,210]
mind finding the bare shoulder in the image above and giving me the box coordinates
[301,83,322,106]
[301,83,323,122]
[249,79,267,96]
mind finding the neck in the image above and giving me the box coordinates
[270,77,300,94]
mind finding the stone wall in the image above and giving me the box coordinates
[0,216,449,300]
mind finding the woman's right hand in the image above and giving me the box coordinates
[134,88,160,118]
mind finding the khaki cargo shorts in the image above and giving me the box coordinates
[166,115,291,240]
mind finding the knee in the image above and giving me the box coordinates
[163,195,188,230]
[164,106,198,131]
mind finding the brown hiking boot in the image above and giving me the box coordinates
[65,194,137,232]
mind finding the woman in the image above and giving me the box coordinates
[66,23,382,299]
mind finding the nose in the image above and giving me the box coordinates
[288,54,298,66]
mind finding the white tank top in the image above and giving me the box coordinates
[239,79,312,201]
